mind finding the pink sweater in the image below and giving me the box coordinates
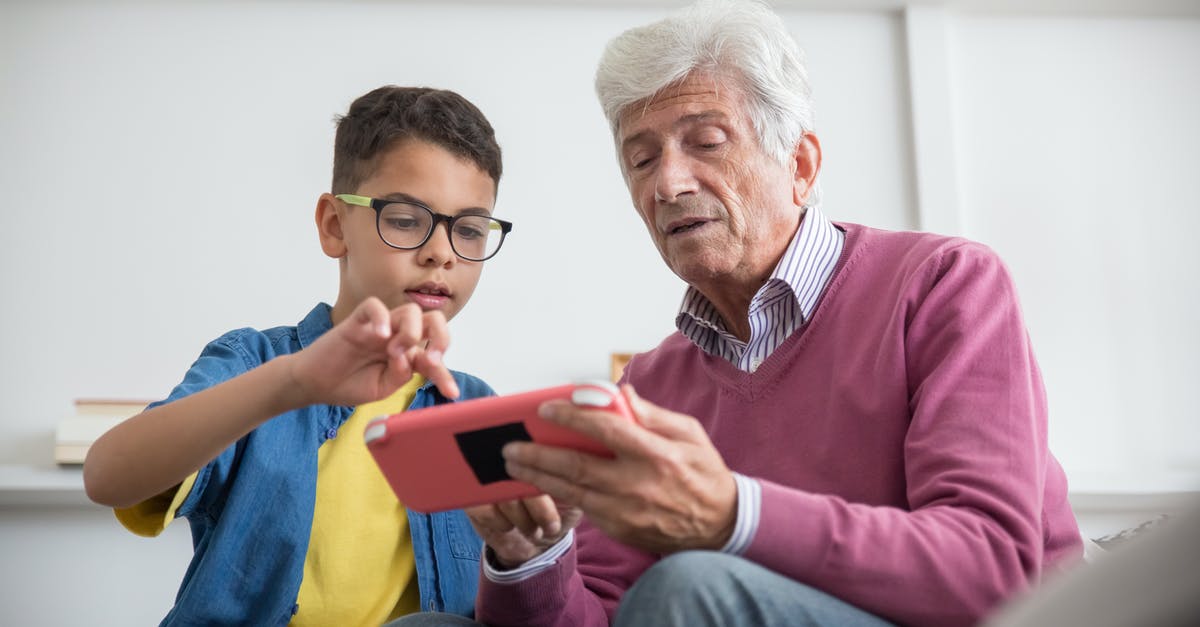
[477,223,1082,627]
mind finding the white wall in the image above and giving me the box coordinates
[948,15,1200,491]
[0,1,914,464]
[0,505,192,624]
[0,1,1196,625]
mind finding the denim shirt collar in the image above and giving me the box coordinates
[297,302,334,349]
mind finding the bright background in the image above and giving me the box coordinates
[1,0,1197,623]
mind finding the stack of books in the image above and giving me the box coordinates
[55,399,151,465]
[610,352,634,383]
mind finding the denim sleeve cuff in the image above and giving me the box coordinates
[482,529,575,584]
[719,472,761,556]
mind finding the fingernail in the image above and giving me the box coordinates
[426,349,443,365]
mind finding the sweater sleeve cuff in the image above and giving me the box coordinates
[719,472,762,555]
[483,529,575,584]
[741,478,831,572]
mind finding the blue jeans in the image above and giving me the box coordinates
[615,551,894,627]
[386,614,481,627]
[386,551,894,627]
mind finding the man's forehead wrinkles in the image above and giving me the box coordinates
[645,87,721,111]
[621,106,735,147]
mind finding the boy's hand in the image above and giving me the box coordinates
[289,297,460,407]
[466,495,583,568]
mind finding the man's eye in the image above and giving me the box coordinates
[693,129,728,150]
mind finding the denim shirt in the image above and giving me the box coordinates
[153,303,492,626]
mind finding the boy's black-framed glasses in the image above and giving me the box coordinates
[335,194,513,262]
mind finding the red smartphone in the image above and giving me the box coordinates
[364,380,634,513]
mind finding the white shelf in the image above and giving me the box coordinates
[1069,490,1198,516]
[1066,470,1200,513]
[0,464,98,507]
[2,461,1196,512]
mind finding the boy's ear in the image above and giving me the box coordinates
[316,193,348,259]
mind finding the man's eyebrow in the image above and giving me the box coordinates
[620,110,729,153]
[376,192,492,216]
[678,111,726,125]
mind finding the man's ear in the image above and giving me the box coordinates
[792,132,822,207]
[316,193,348,259]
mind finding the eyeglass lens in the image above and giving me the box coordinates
[378,203,505,260]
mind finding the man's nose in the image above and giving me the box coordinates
[654,149,697,203]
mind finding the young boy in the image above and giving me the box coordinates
[83,86,513,625]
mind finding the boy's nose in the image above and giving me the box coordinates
[419,223,456,266]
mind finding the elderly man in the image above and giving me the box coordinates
[394,1,1083,627]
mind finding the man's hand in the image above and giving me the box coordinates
[466,495,583,568]
[288,297,459,407]
[501,385,738,555]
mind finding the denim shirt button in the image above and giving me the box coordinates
[324,427,338,440]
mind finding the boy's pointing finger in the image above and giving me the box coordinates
[411,349,460,400]
[420,310,452,354]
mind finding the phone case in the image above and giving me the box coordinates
[364,381,634,513]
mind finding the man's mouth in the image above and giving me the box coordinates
[668,219,710,235]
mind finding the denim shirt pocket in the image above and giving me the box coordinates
[440,510,483,561]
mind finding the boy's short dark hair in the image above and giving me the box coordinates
[332,86,502,195]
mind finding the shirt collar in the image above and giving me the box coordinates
[296,302,334,349]
[676,206,843,333]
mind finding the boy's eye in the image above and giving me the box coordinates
[380,206,429,232]
[452,218,489,240]
[384,216,422,230]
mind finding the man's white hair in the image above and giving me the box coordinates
[595,0,820,207]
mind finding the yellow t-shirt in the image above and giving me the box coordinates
[116,376,425,624]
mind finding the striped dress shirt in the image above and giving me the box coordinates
[676,206,845,372]
[481,206,846,581]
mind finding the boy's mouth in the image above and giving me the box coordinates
[406,284,451,310]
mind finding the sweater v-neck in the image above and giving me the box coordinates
[693,222,871,401]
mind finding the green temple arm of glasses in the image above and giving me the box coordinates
[335,193,505,232]
[335,193,373,208]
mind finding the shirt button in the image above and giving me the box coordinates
[750,357,763,372]
[324,427,338,440]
